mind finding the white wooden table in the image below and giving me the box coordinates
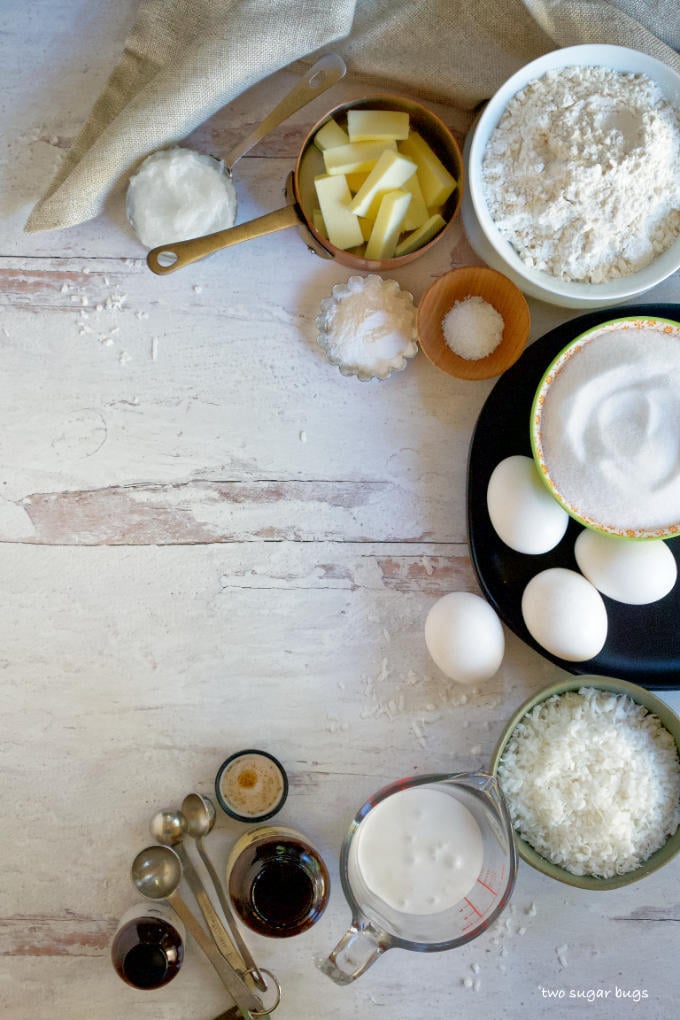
[2,4,679,1018]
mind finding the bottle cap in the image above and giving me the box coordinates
[215,749,288,822]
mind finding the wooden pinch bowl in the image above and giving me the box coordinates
[417,266,530,380]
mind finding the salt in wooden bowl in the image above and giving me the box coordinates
[416,266,530,380]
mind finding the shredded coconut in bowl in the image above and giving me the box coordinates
[482,66,680,283]
[497,687,680,878]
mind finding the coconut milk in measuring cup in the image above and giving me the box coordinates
[320,772,517,984]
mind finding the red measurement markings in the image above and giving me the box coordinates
[464,897,483,919]
[477,877,497,895]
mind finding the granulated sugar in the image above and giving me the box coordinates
[536,320,680,534]
[482,66,680,283]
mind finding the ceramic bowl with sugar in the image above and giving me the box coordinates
[462,45,680,309]
[530,315,680,539]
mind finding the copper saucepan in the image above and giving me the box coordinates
[146,95,465,275]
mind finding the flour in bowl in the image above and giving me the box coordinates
[482,66,680,283]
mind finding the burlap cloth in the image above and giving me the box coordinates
[26,0,680,233]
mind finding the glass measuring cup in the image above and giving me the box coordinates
[320,772,517,984]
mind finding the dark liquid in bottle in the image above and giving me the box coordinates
[229,837,330,937]
[111,916,183,989]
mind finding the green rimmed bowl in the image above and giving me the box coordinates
[530,315,680,540]
[489,676,680,889]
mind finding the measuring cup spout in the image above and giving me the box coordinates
[320,922,388,985]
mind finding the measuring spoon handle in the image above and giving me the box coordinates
[197,838,267,992]
[177,844,253,986]
[225,53,346,171]
[167,890,266,1016]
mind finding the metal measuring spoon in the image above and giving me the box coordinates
[182,793,268,992]
[150,809,251,982]
[131,845,267,1015]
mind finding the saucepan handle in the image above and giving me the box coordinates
[146,204,302,275]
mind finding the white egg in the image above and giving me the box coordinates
[574,529,677,605]
[424,592,504,683]
[486,455,569,554]
[521,567,608,662]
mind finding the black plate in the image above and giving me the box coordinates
[467,303,680,690]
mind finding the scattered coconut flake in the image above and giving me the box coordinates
[557,945,569,968]
[299,430,307,443]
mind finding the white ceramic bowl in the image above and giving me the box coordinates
[462,45,680,309]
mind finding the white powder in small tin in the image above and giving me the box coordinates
[316,274,417,380]
[482,66,680,283]
[442,295,504,359]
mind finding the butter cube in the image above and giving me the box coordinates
[398,132,457,207]
[313,175,364,250]
[365,190,412,260]
[314,117,350,151]
[346,172,368,193]
[323,140,397,176]
[401,173,430,231]
[358,216,373,242]
[347,151,417,218]
[347,110,410,142]
[394,213,446,257]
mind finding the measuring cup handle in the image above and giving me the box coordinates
[319,924,386,985]
[146,204,301,274]
[225,53,346,170]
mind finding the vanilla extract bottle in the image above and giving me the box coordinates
[111,904,185,990]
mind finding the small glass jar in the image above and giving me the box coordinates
[215,749,288,822]
[111,903,184,990]
[226,825,330,938]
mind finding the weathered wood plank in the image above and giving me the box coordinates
[17,481,471,546]
[0,915,116,956]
